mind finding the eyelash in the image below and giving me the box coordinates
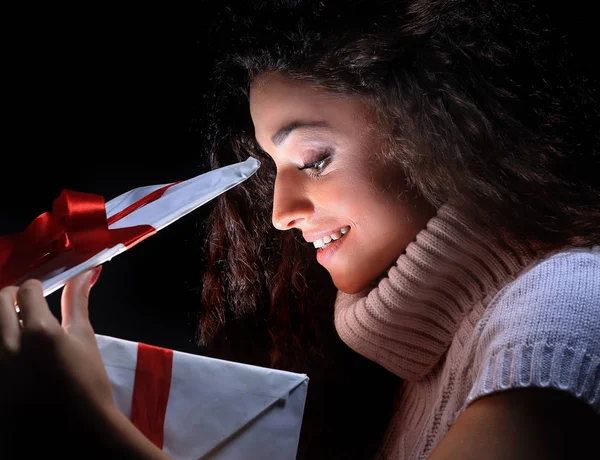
[297,151,332,177]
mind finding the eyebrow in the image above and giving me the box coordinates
[271,121,329,146]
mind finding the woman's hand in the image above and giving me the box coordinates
[0,267,113,418]
[0,268,172,459]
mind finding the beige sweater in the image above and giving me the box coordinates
[334,205,600,459]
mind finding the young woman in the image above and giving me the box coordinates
[2,1,599,458]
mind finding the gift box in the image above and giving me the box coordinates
[0,158,310,458]
[0,157,260,296]
[98,334,308,459]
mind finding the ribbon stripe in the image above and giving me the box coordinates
[107,181,180,226]
[131,343,174,448]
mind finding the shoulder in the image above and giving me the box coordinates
[468,246,600,411]
[502,244,600,304]
[479,246,600,347]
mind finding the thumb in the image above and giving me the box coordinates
[61,266,102,332]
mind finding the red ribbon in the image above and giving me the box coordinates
[0,183,175,289]
[131,342,173,448]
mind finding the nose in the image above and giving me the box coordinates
[271,171,313,230]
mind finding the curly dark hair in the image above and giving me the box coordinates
[190,1,599,457]
[196,0,599,363]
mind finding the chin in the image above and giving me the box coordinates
[330,263,392,294]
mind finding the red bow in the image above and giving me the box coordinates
[0,188,163,289]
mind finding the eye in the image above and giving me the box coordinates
[297,151,332,177]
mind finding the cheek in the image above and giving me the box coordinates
[347,190,419,265]
[313,175,380,218]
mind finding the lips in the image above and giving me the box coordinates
[315,228,348,266]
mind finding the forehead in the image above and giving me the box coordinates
[249,73,372,140]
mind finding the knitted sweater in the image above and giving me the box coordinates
[334,205,600,459]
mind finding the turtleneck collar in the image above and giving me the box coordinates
[334,204,536,381]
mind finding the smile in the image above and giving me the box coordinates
[313,226,350,249]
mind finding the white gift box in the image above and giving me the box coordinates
[97,334,309,460]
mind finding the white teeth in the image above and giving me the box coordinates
[312,226,350,248]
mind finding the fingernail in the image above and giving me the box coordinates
[90,265,103,288]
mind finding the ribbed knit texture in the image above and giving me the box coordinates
[333,205,600,459]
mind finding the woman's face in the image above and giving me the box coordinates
[250,73,435,293]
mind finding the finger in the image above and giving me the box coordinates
[61,266,101,333]
[0,286,21,355]
[16,280,60,334]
